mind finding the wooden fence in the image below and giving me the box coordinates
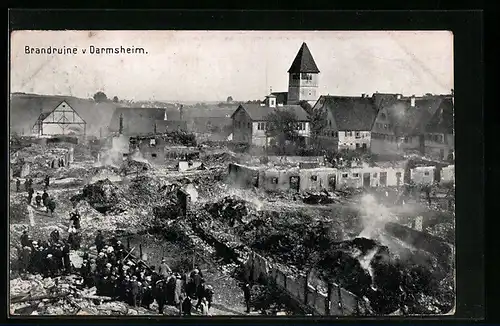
[245,251,370,316]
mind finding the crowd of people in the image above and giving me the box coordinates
[17,229,215,316]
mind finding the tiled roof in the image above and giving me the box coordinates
[384,98,442,136]
[155,120,188,133]
[232,104,310,121]
[317,96,379,131]
[287,42,320,74]
[108,107,165,136]
[425,97,454,134]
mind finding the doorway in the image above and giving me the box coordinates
[380,172,387,186]
[290,176,300,192]
[328,174,337,191]
[363,173,371,188]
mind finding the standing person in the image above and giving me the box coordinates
[42,190,49,207]
[35,193,42,207]
[20,230,31,248]
[174,273,183,308]
[199,297,209,316]
[20,246,32,273]
[182,296,192,316]
[62,242,71,274]
[425,185,432,206]
[47,198,56,217]
[70,209,81,230]
[27,187,34,204]
[24,179,29,192]
[204,284,214,312]
[243,283,251,313]
[95,231,105,253]
[155,279,166,315]
[44,175,50,189]
[16,179,21,193]
[158,258,172,279]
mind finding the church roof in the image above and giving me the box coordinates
[231,104,310,121]
[287,42,320,74]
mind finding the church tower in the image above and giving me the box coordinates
[287,42,320,106]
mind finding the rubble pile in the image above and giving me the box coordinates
[425,222,455,244]
[203,196,256,227]
[202,152,238,167]
[120,160,152,175]
[9,274,161,316]
[71,179,123,214]
[302,190,337,205]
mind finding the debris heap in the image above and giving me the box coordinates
[71,179,122,214]
[10,274,161,316]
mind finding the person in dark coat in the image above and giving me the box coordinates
[42,191,49,207]
[20,230,31,248]
[47,199,56,217]
[50,229,60,244]
[27,187,34,204]
[141,276,154,309]
[70,210,81,230]
[62,242,71,274]
[20,246,32,273]
[95,231,105,253]
[165,275,176,305]
[182,296,192,316]
[35,193,42,207]
[44,175,50,188]
[155,279,167,314]
[130,276,140,307]
[243,283,251,313]
[204,284,214,311]
[24,179,29,192]
[16,179,21,192]
[195,281,206,310]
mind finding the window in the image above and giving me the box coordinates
[384,124,388,129]
[248,122,251,129]
[329,120,332,127]
[271,177,278,184]
[292,73,300,80]
[334,131,338,137]
[362,143,367,149]
[373,173,378,177]
[381,113,386,119]
[342,173,348,178]
[355,132,361,138]
[404,137,409,143]
[353,173,359,178]
[356,143,360,149]
[424,171,430,176]
[150,139,156,147]
[311,175,318,181]
[151,153,157,158]
[301,73,312,80]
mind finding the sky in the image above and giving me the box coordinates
[10,30,453,102]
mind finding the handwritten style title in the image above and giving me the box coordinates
[24,45,148,55]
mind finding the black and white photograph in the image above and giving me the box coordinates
[9,30,455,317]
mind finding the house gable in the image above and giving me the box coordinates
[41,101,86,124]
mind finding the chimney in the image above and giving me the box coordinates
[179,105,184,121]
[119,113,123,134]
[396,94,402,100]
[361,93,366,98]
[410,95,416,107]
[164,109,168,121]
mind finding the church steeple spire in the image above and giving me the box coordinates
[288,42,320,74]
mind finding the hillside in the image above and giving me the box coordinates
[9,93,121,137]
